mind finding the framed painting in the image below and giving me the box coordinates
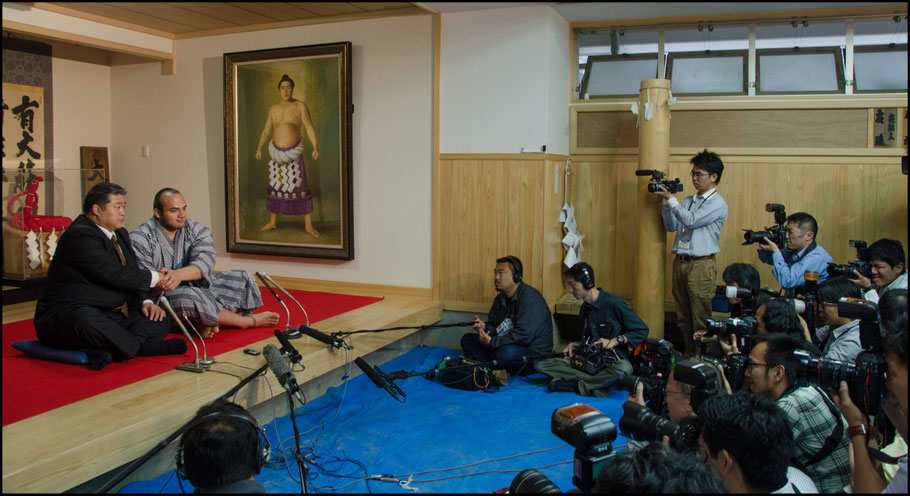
[224,42,353,259]
[79,146,109,196]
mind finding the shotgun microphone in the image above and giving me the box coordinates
[263,344,303,405]
[298,325,351,350]
[274,329,303,365]
[355,357,404,402]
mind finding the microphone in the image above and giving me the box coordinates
[299,325,351,350]
[355,357,404,402]
[635,169,656,176]
[275,329,303,364]
[255,272,290,333]
[263,344,304,405]
[159,296,209,373]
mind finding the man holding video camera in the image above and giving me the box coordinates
[745,333,851,492]
[757,212,833,294]
[698,391,819,493]
[848,238,907,304]
[535,262,648,396]
[655,149,728,357]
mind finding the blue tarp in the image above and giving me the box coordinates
[121,346,631,493]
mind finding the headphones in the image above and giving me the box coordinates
[176,411,271,480]
[576,262,595,290]
[502,255,523,283]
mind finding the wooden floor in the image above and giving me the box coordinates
[1,276,442,493]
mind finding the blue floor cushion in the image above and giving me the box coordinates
[11,340,89,365]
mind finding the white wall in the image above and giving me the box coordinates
[52,57,111,216]
[110,14,434,288]
[440,5,570,154]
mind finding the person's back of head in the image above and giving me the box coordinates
[880,288,908,335]
[594,442,727,493]
[178,400,265,491]
[818,276,862,307]
[722,263,761,296]
[761,298,805,338]
[697,391,796,492]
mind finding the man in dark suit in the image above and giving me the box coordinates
[34,182,186,370]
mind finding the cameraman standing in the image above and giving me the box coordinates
[535,262,648,396]
[757,212,833,295]
[656,149,728,357]
[848,238,907,303]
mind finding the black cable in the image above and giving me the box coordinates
[158,469,176,493]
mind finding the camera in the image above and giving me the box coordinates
[703,316,757,354]
[630,338,679,378]
[570,339,620,375]
[636,169,684,194]
[614,371,667,413]
[695,354,748,392]
[619,401,701,452]
[827,240,873,280]
[742,203,787,247]
[793,349,886,415]
[837,297,883,354]
[510,469,562,493]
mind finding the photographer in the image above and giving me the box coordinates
[177,399,268,493]
[656,149,729,357]
[535,262,648,396]
[697,391,818,493]
[745,333,850,492]
[717,298,820,358]
[831,317,907,492]
[722,263,770,318]
[593,442,727,493]
[849,238,907,304]
[814,277,863,363]
[627,358,729,424]
[757,212,833,294]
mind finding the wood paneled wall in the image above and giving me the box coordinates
[436,153,908,313]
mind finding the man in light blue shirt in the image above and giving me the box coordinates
[757,212,833,295]
[657,149,728,357]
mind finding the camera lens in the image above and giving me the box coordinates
[795,350,855,390]
[510,469,562,494]
[619,401,679,443]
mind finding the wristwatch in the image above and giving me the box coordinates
[846,423,879,443]
[616,335,627,345]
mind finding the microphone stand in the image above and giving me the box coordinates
[255,272,299,338]
[181,312,213,366]
[159,296,209,373]
[261,272,310,327]
[287,390,308,494]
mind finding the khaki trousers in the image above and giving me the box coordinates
[672,256,717,357]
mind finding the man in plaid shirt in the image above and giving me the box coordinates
[745,333,851,493]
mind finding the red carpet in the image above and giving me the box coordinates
[2,287,382,426]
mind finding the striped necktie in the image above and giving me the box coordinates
[111,234,126,266]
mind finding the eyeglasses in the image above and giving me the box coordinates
[746,361,772,369]
[690,171,710,178]
[664,387,689,396]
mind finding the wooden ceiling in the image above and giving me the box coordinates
[38,2,431,38]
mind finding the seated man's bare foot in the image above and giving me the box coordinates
[247,311,280,328]
[260,219,277,231]
[200,325,219,339]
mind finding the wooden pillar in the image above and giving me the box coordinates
[633,79,672,338]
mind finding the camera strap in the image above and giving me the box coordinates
[798,386,845,468]
[785,241,818,267]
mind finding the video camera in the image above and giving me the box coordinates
[793,349,886,416]
[570,338,621,375]
[742,203,787,247]
[614,371,667,414]
[510,403,617,494]
[703,316,757,354]
[827,240,873,280]
[636,169,683,194]
[619,401,702,452]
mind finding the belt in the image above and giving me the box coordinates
[676,254,715,262]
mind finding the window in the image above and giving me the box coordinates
[579,54,658,98]
[757,47,845,94]
[854,44,908,92]
[667,51,747,95]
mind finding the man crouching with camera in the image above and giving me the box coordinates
[535,262,648,397]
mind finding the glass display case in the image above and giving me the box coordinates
[2,166,103,282]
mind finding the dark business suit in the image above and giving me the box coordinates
[34,214,173,360]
